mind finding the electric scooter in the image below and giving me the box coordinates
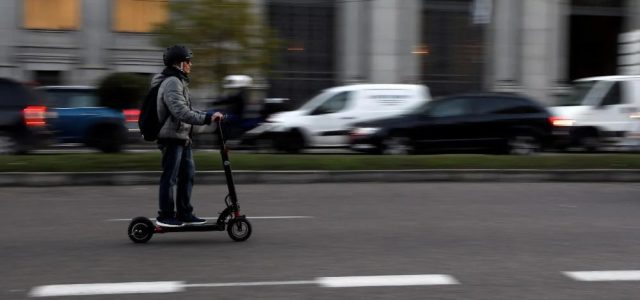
[127,119,252,243]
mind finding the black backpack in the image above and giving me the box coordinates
[138,76,173,141]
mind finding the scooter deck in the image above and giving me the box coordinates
[155,222,225,233]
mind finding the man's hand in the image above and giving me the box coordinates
[213,112,224,122]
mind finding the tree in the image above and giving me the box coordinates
[153,0,280,89]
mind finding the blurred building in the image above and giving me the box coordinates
[0,0,638,105]
[0,0,164,85]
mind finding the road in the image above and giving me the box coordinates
[2,183,640,299]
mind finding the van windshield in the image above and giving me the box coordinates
[556,81,595,106]
[296,90,336,111]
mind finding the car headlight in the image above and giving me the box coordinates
[350,127,381,137]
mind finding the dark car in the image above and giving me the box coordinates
[349,93,556,155]
[37,86,140,153]
[0,78,53,154]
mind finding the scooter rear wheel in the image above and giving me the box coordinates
[227,218,252,242]
[128,217,154,243]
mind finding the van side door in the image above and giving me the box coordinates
[304,91,354,147]
[587,81,633,137]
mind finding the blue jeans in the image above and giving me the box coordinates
[158,141,195,219]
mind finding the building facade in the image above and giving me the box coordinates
[0,0,639,105]
[0,0,164,86]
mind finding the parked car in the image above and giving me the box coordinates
[349,93,556,155]
[0,78,53,154]
[242,84,431,153]
[36,86,140,153]
[550,75,640,151]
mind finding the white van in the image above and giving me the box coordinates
[551,75,640,150]
[244,84,431,152]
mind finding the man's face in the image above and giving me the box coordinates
[181,59,192,74]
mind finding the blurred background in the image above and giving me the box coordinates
[1,0,640,154]
[3,0,638,103]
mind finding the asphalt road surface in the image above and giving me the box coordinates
[2,182,640,299]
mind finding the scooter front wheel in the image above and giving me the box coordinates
[227,218,252,242]
[128,217,154,243]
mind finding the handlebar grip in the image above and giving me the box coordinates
[216,114,231,124]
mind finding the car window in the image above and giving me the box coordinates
[310,91,351,115]
[474,97,542,115]
[45,90,99,108]
[556,81,595,106]
[426,98,471,117]
[601,82,622,106]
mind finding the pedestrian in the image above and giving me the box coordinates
[152,45,223,227]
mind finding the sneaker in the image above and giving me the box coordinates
[156,217,183,227]
[180,215,207,225]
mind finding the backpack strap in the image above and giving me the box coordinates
[156,75,177,126]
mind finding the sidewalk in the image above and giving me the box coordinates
[3,169,640,187]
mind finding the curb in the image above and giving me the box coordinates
[2,170,640,187]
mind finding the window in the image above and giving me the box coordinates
[114,0,168,33]
[557,81,595,106]
[45,89,99,108]
[311,91,350,115]
[601,82,622,106]
[475,97,542,115]
[266,1,336,106]
[34,71,62,86]
[421,1,485,95]
[24,0,80,30]
[427,98,470,117]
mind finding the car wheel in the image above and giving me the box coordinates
[276,130,305,154]
[578,132,600,152]
[381,135,413,155]
[506,134,540,155]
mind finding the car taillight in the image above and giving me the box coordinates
[549,116,575,127]
[123,109,140,123]
[23,105,47,127]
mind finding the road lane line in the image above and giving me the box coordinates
[28,275,459,297]
[185,280,316,288]
[316,275,459,288]
[28,281,184,297]
[564,270,640,282]
[107,216,314,222]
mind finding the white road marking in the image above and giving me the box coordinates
[564,270,640,281]
[317,275,459,288]
[28,281,184,297]
[28,274,459,297]
[107,216,314,222]
[185,280,316,288]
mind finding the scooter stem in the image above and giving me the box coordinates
[217,119,239,206]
